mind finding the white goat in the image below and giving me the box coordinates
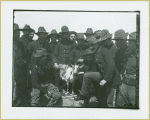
[59,64,79,95]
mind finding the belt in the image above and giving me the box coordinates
[122,76,136,86]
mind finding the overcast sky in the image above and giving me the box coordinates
[14,11,137,39]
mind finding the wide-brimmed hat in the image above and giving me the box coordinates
[84,28,94,35]
[94,30,101,38]
[14,23,20,31]
[100,29,112,41]
[60,25,70,34]
[87,36,101,45]
[114,29,128,40]
[83,49,94,56]
[129,32,136,40]
[19,24,35,32]
[76,33,85,40]
[35,27,49,35]
[48,29,59,37]
[33,48,48,57]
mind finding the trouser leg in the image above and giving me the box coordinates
[72,75,79,94]
[116,83,128,107]
[128,86,135,106]
[107,88,117,107]
[80,72,101,96]
[31,88,41,107]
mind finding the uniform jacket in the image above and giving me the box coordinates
[69,46,87,64]
[19,35,33,60]
[94,45,115,82]
[115,47,128,74]
[54,40,74,64]
[94,45,120,88]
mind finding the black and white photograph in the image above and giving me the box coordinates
[13,10,140,108]
[1,1,149,119]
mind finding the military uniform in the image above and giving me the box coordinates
[49,41,59,52]
[69,46,87,64]
[13,40,27,106]
[116,54,136,107]
[31,61,61,106]
[54,41,74,64]
[115,47,128,73]
[116,32,137,107]
[80,46,120,106]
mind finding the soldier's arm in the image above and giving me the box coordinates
[103,48,115,82]
[27,42,34,64]
[69,48,75,65]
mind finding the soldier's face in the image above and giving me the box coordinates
[29,32,34,40]
[51,35,57,42]
[62,32,70,40]
[77,39,85,47]
[127,40,136,52]
[38,33,48,42]
[14,31,20,40]
[115,39,127,48]
[70,34,76,41]
[23,30,30,39]
[105,37,112,46]
[38,55,47,66]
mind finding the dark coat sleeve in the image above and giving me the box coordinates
[69,48,75,64]
[102,48,115,82]
[31,67,47,94]
[27,42,34,64]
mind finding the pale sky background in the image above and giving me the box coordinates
[14,11,138,40]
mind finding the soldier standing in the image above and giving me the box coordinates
[48,29,59,52]
[116,32,138,107]
[54,25,74,65]
[13,23,27,106]
[114,29,129,74]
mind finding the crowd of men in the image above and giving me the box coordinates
[13,23,138,107]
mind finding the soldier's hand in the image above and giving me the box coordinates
[44,94,50,99]
[89,96,98,103]
[77,59,84,63]
[99,80,107,86]
[54,63,59,69]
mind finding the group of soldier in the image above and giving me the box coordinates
[13,23,138,107]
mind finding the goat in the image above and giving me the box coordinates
[59,64,79,95]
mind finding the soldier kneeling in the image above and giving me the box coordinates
[30,48,62,107]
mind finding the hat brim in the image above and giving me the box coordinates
[101,34,112,41]
[33,53,49,57]
[84,33,94,35]
[19,29,35,32]
[35,32,49,35]
[59,31,70,34]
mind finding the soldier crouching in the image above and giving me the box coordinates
[30,48,62,107]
